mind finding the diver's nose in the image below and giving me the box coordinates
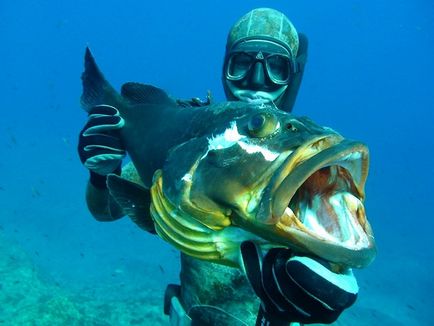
[249,62,266,89]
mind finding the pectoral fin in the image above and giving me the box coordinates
[107,174,155,234]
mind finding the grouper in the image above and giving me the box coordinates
[81,48,376,269]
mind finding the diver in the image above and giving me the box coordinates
[78,8,357,325]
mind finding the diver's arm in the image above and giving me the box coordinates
[85,176,123,221]
[85,162,139,221]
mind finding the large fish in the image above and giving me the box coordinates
[81,48,376,269]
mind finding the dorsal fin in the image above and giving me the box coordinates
[80,47,123,112]
[121,82,175,106]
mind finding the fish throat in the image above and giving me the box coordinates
[287,166,368,249]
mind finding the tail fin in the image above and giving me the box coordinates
[80,47,123,112]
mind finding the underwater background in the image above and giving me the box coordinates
[1,0,433,324]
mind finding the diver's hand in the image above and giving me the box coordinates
[176,90,213,107]
[240,241,358,325]
[78,105,125,187]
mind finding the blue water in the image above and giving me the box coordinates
[1,0,433,324]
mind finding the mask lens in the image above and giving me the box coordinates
[266,54,291,84]
[227,53,254,80]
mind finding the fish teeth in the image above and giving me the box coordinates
[291,191,370,250]
[280,207,297,227]
[329,192,370,249]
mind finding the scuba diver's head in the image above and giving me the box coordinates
[223,8,306,112]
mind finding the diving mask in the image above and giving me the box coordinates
[225,39,298,86]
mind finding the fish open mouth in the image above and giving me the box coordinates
[257,135,376,268]
[285,166,370,248]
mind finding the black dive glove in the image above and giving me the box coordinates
[240,241,358,325]
[78,104,126,188]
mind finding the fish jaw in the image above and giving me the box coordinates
[255,136,376,268]
[275,193,376,268]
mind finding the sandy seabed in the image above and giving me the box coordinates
[0,232,430,326]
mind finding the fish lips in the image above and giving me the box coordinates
[256,135,376,268]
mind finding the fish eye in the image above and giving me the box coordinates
[247,113,279,138]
